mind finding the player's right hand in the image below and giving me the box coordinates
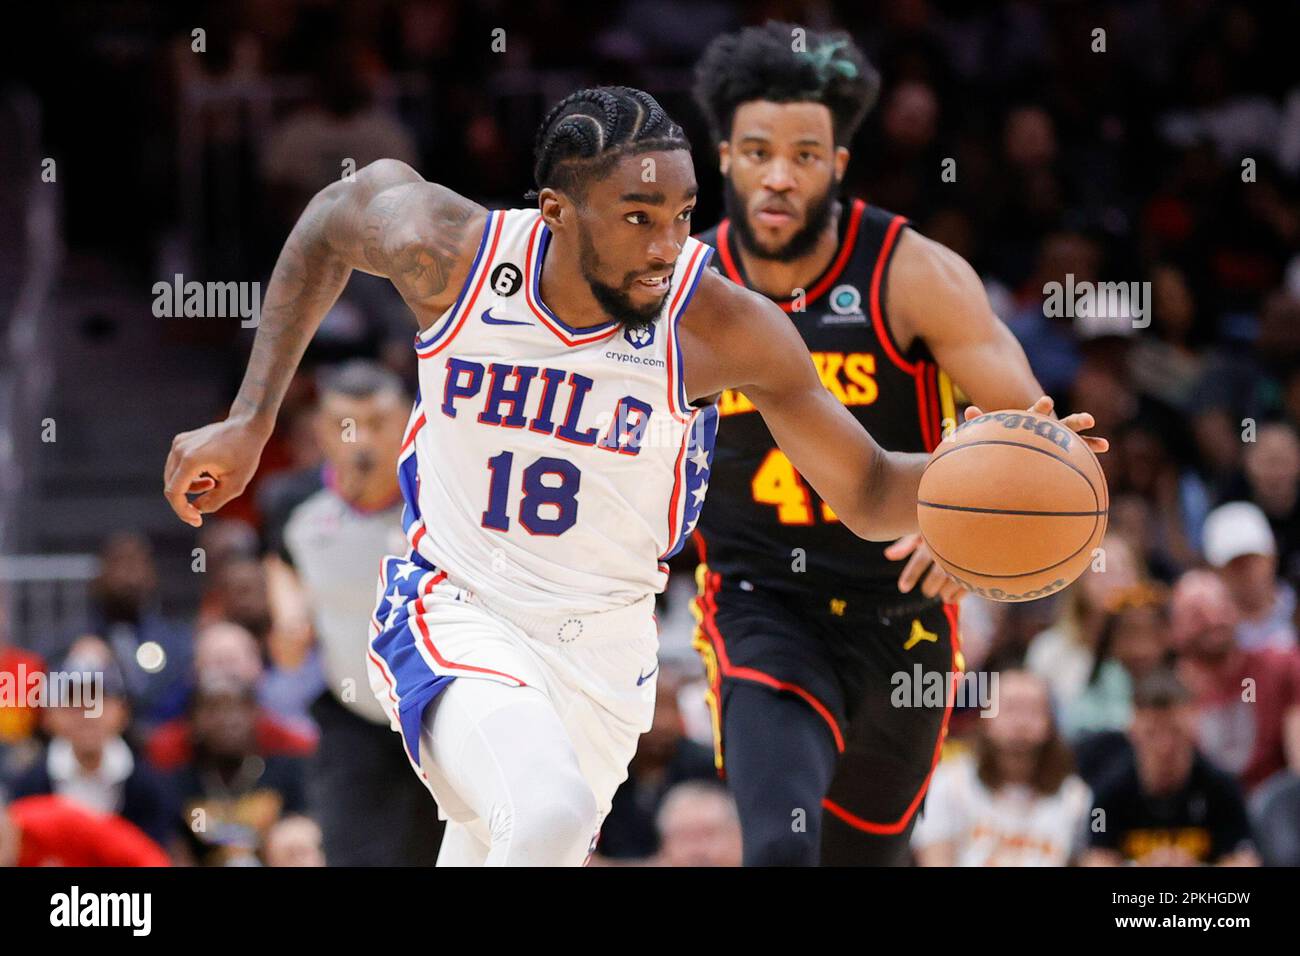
[163,418,269,527]
[963,396,1109,454]
[885,533,969,604]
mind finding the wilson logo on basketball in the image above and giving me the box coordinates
[948,575,1069,602]
[955,411,1072,451]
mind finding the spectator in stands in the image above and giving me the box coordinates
[1106,421,1199,577]
[1170,570,1300,793]
[257,39,421,359]
[260,39,418,225]
[194,518,261,576]
[199,552,326,734]
[261,360,442,866]
[913,671,1092,866]
[1,786,170,867]
[1003,231,1090,398]
[147,621,315,772]
[19,0,1300,871]
[1188,406,1248,514]
[262,814,326,867]
[169,674,308,866]
[1236,421,1300,583]
[1025,534,1143,716]
[1059,584,1171,740]
[0,632,45,784]
[653,782,742,867]
[1128,263,1207,414]
[1085,669,1259,866]
[1202,501,1297,652]
[49,532,193,729]
[10,638,175,846]
[594,663,717,862]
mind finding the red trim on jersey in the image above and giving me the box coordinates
[714,200,865,314]
[659,414,694,560]
[419,212,505,359]
[368,649,400,712]
[914,365,935,450]
[868,214,913,373]
[927,364,943,450]
[716,219,742,284]
[789,199,865,311]
[400,410,427,554]
[665,242,708,422]
[411,602,528,685]
[820,601,961,834]
[863,213,940,451]
[692,528,708,563]
[399,412,426,455]
[696,566,846,754]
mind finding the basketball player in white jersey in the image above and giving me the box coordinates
[164,87,1101,866]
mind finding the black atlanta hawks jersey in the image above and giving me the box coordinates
[694,200,956,593]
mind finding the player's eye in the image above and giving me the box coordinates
[746,148,767,162]
[624,212,649,225]
[677,207,694,222]
[798,152,818,164]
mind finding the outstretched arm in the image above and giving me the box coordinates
[164,159,485,526]
[887,229,1043,413]
[680,271,1106,544]
[881,230,1105,599]
[682,273,926,541]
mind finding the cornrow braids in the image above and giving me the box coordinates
[525,86,691,204]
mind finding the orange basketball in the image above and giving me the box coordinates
[917,409,1108,603]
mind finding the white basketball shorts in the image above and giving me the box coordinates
[365,553,659,828]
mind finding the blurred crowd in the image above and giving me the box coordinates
[3,0,1300,865]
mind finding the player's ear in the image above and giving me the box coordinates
[538,188,567,231]
[718,141,731,176]
[833,145,850,181]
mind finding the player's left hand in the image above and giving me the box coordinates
[886,533,968,603]
[963,395,1109,454]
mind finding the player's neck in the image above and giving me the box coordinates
[735,201,842,300]
[538,235,617,330]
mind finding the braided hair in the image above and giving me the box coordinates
[693,21,880,147]
[526,86,691,204]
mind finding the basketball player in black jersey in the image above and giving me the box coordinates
[690,24,1051,865]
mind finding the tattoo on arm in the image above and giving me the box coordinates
[232,198,352,424]
[230,164,478,427]
[360,186,476,301]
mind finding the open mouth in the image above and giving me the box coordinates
[635,274,671,291]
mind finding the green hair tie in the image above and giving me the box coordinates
[802,38,858,82]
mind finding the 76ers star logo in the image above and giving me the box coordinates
[624,324,655,349]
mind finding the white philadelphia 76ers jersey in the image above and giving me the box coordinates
[396,208,717,614]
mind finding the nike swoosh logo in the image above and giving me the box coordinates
[637,664,659,686]
[481,308,531,327]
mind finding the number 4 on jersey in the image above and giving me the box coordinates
[751,449,837,525]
